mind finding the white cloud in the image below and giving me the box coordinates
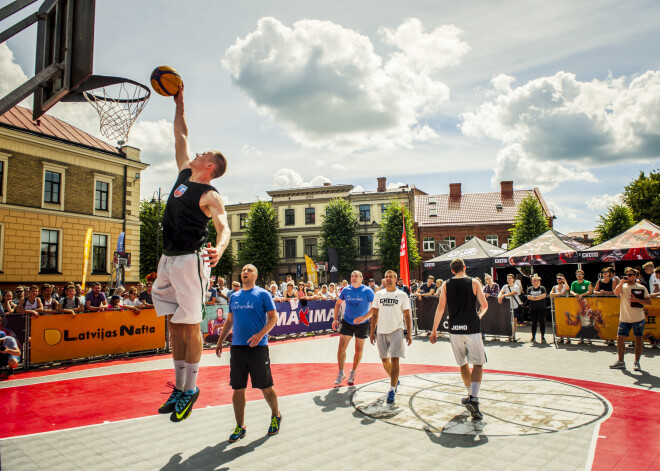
[241,144,262,155]
[461,70,660,189]
[223,17,468,151]
[386,181,407,189]
[273,168,330,189]
[586,193,622,211]
[547,200,580,221]
[350,185,365,193]
[0,44,29,100]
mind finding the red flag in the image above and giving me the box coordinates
[400,204,410,288]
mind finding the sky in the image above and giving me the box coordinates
[2,0,660,234]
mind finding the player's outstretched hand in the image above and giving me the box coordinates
[215,342,223,358]
[247,334,263,347]
[174,83,184,104]
[202,242,221,267]
[429,331,437,344]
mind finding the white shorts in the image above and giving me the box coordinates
[152,252,210,324]
[377,329,406,359]
[450,333,487,366]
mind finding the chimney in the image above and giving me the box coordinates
[377,177,386,192]
[500,181,514,199]
[323,182,331,186]
[449,183,462,200]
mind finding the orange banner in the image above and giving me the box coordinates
[554,297,660,341]
[30,308,166,363]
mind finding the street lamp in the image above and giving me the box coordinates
[150,188,169,266]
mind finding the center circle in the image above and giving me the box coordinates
[350,372,609,437]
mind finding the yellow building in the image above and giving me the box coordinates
[226,177,425,282]
[0,106,148,290]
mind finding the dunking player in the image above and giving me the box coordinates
[154,85,231,422]
[216,264,282,442]
[430,259,488,419]
[332,270,375,386]
[370,270,412,404]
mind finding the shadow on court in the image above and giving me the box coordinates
[620,368,660,390]
[160,435,271,471]
[424,424,489,448]
[313,387,354,412]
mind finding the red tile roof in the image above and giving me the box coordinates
[0,105,121,155]
[416,189,549,227]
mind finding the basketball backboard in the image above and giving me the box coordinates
[0,0,95,119]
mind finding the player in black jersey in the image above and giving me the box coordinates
[153,84,231,422]
[430,258,488,419]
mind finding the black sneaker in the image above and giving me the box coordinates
[158,382,183,414]
[267,413,282,435]
[229,425,246,443]
[6,368,14,377]
[465,397,483,420]
[170,387,200,422]
[461,395,472,406]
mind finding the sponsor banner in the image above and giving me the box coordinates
[270,299,335,337]
[305,255,318,285]
[202,302,228,334]
[415,297,512,336]
[328,247,339,283]
[30,309,166,363]
[81,227,93,290]
[554,297,660,341]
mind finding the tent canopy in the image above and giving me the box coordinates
[423,237,504,281]
[580,219,660,263]
[494,229,589,267]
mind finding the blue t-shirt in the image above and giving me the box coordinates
[339,284,374,325]
[228,286,277,346]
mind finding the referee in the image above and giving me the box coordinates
[216,264,282,442]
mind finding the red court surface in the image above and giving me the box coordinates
[1,363,658,471]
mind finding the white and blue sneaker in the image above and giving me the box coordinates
[387,389,396,404]
[158,382,183,414]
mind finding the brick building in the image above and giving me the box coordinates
[0,106,148,289]
[414,181,553,278]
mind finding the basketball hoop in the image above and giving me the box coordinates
[62,75,150,145]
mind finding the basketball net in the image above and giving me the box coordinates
[83,82,150,145]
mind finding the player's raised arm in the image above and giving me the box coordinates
[173,84,191,171]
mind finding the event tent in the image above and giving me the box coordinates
[494,229,589,267]
[579,219,660,263]
[423,237,505,280]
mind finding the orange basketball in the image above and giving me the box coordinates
[150,66,183,96]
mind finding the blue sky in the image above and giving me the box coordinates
[2,0,660,234]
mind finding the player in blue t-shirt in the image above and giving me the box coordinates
[332,270,375,386]
[216,264,282,443]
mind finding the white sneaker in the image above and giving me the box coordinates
[334,372,345,385]
[609,360,626,369]
[347,370,356,386]
[634,361,641,371]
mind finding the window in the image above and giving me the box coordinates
[423,237,435,252]
[95,180,108,210]
[237,240,245,253]
[465,235,475,242]
[444,236,456,249]
[507,236,513,248]
[284,239,296,258]
[486,235,499,246]
[93,174,113,216]
[42,162,67,210]
[305,207,315,224]
[304,238,317,257]
[284,209,295,226]
[381,203,388,215]
[359,205,371,222]
[40,229,60,273]
[359,235,372,256]
[429,207,437,217]
[92,234,108,273]
[0,153,7,203]
[0,223,4,272]
[239,213,248,229]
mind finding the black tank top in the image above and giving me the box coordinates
[445,277,480,334]
[162,169,217,252]
[598,279,613,291]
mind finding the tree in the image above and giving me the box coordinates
[508,194,550,249]
[376,201,420,274]
[139,199,164,279]
[237,200,279,283]
[594,204,635,244]
[622,170,660,225]
[318,198,359,278]
[207,220,236,280]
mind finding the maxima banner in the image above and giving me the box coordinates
[30,309,166,363]
[554,297,660,341]
[415,296,512,336]
[270,299,335,337]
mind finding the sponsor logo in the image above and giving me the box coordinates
[379,298,399,306]
[174,184,188,197]
[50,324,158,343]
[445,247,478,259]
[495,258,508,264]
[581,252,598,259]
[330,265,338,273]
[451,325,468,331]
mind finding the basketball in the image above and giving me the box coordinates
[150,66,183,96]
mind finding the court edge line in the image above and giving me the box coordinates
[585,395,613,471]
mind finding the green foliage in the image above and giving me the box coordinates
[318,198,359,277]
[622,170,660,225]
[207,220,236,280]
[594,204,635,244]
[237,200,279,283]
[508,194,550,249]
[376,201,420,274]
[139,199,164,279]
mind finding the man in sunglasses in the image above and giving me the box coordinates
[611,268,651,371]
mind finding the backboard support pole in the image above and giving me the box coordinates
[0,0,39,22]
[0,62,62,117]
[0,11,43,44]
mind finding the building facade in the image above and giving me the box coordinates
[225,177,424,282]
[414,181,553,278]
[0,106,148,290]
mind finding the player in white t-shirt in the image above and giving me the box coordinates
[369,269,412,404]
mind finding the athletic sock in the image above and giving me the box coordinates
[174,360,186,391]
[350,369,356,374]
[184,362,199,393]
[339,369,344,375]
[389,386,395,392]
[466,386,471,396]
[471,382,481,398]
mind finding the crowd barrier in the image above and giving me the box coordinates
[414,296,513,338]
[271,299,335,336]
[552,296,660,342]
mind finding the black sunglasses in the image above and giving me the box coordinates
[626,273,636,277]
